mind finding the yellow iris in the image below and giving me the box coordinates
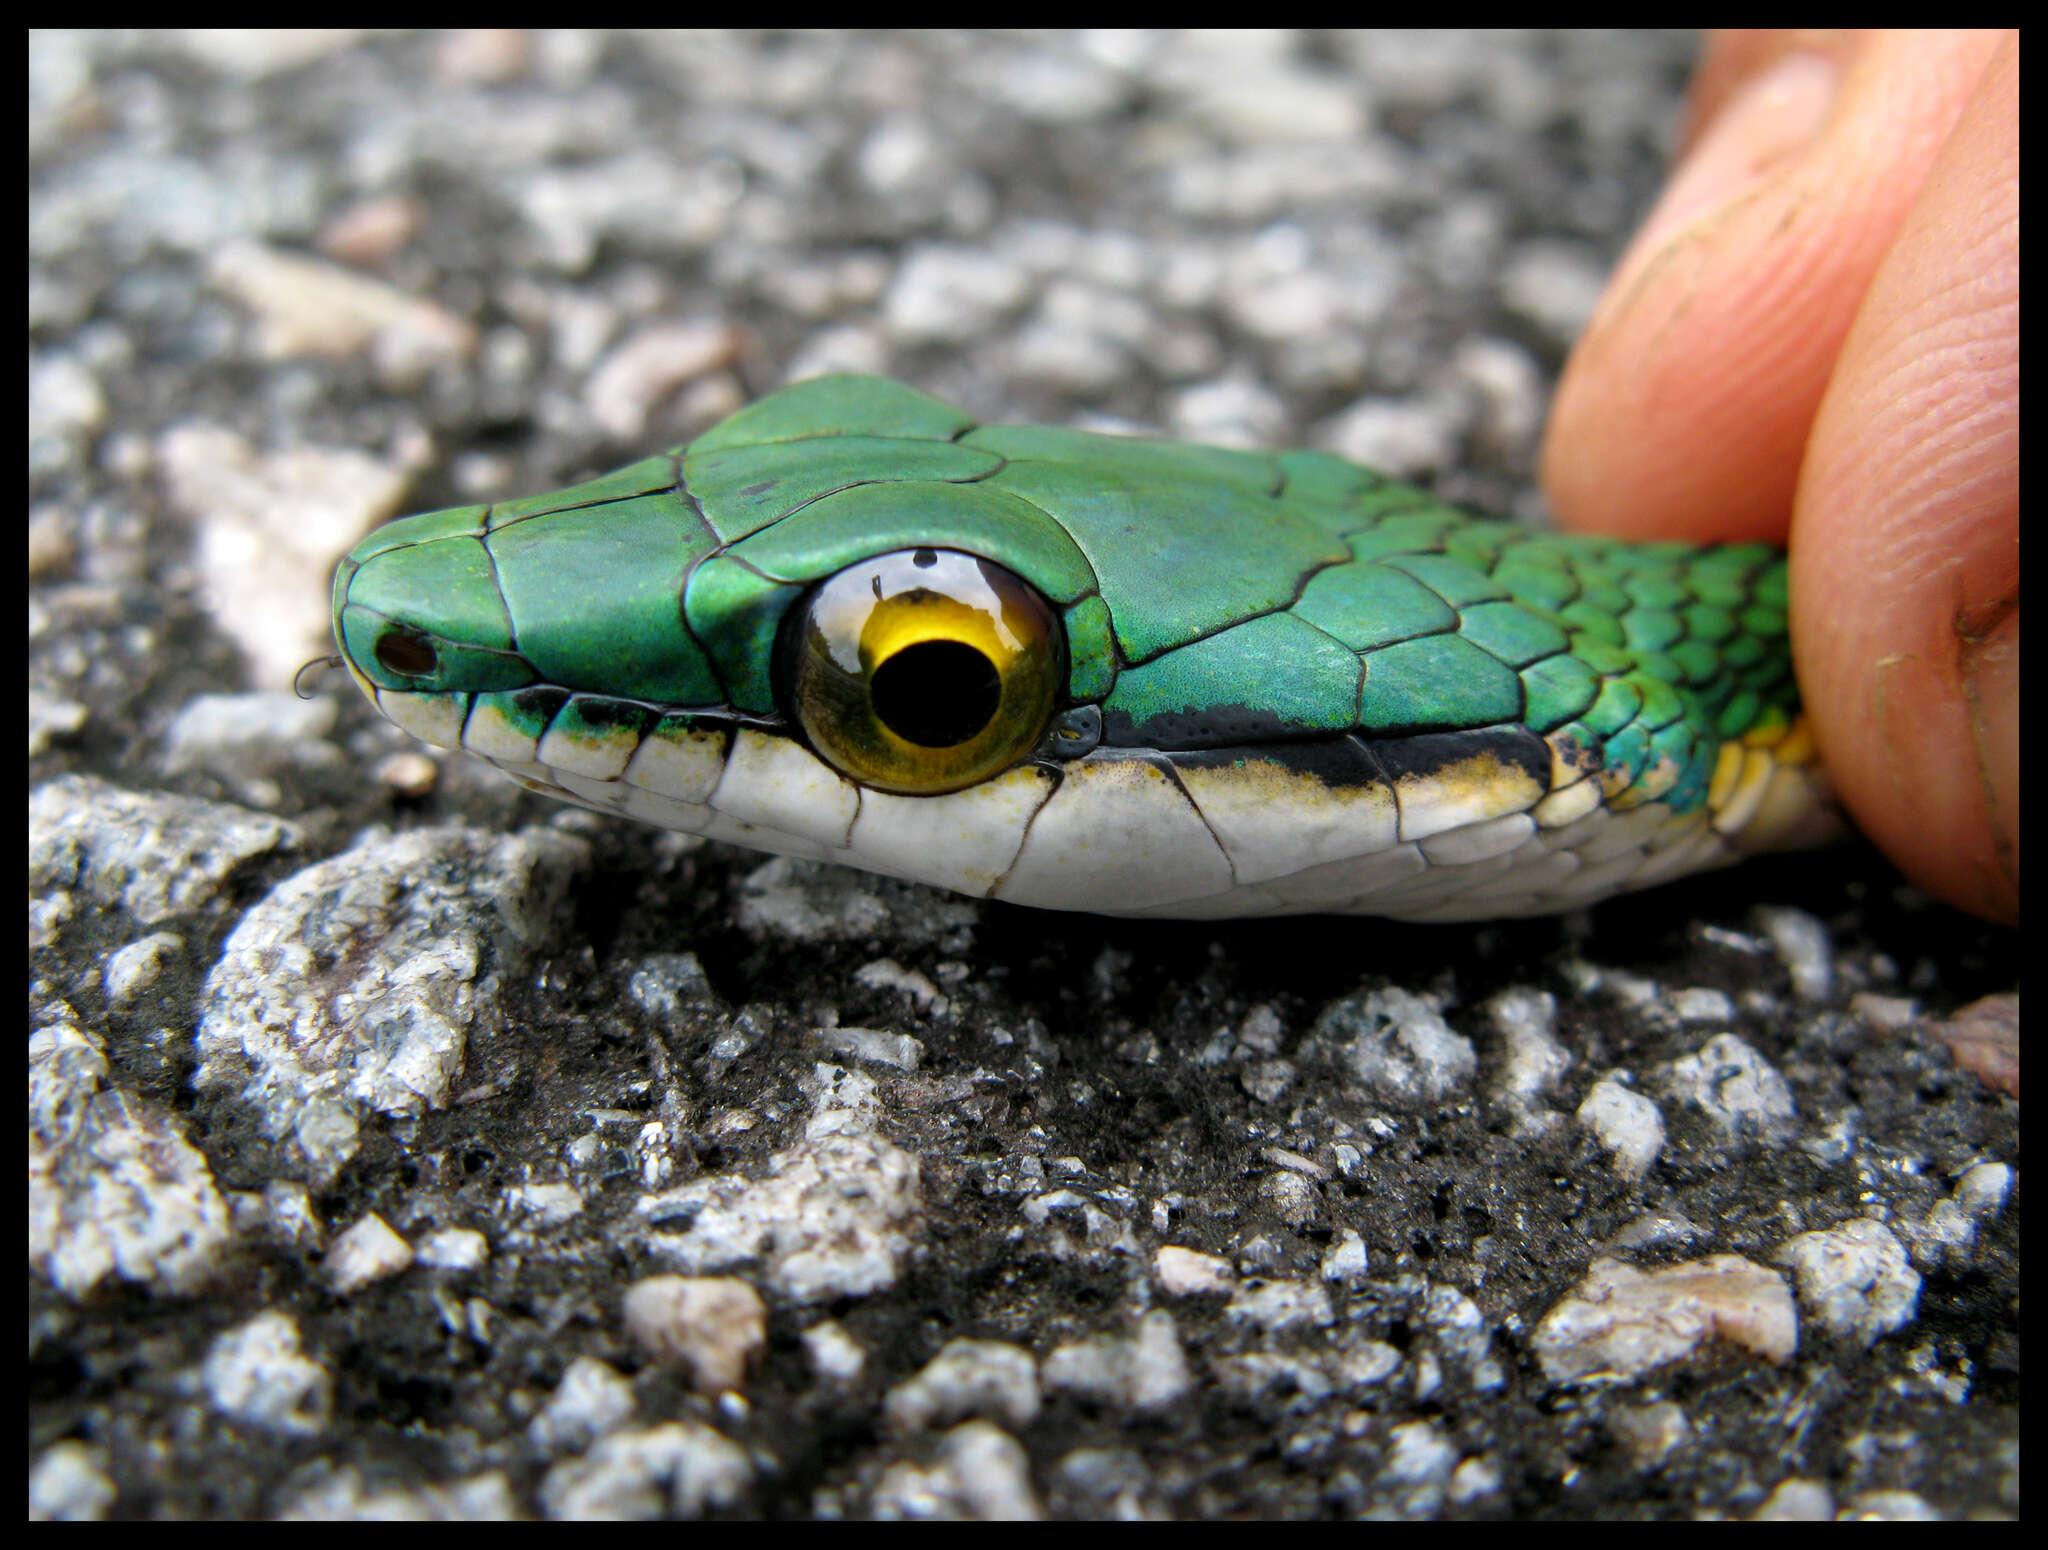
[786,548,1062,794]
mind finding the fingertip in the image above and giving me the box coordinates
[1544,31,2005,550]
[1792,34,2018,923]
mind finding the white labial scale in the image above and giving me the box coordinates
[1360,848,1527,907]
[850,766,1055,898]
[1732,763,1842,853]
[995,757,1233,911]
[1268,843,1429,911]
[1417,811,1536,866]
[552,769,645,816]
[376,689,466,752]
[696,810,838,864]
[1564,801,1675,864]
[614,784,718,837]
[491,757,562,785]
[1710,747,1777,837]
[1647,808,1707,851]
[537,711,639,781]
[1173,763,1399,885]
[1392,759,1547,843]
[709,730,860,850]
[1397,896,1539,923]
[1533,821,1595,856]
[1628,821,1734,890]
[623,725,728,805]
[1437,843,1583,905]
[1531,777,1602,830]
[1543,846,1671,908]
[1122,880,1298,919]
[462,696,545,764]
[536,757,729,839]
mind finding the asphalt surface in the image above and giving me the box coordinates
[29,30,2018,1520]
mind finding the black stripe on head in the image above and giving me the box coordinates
[1369,725,1552,790]
[1163,734,1390,790]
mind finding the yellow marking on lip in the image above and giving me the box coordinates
[1392,749,1546,843]
[1709,746,1775,836]
[1707,740,1745,811]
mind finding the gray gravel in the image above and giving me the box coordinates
[29,29,2018,1521]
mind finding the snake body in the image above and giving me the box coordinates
[332,375,1839,920]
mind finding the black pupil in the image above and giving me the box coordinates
[376,633,439,677]
[870,641,1001,748]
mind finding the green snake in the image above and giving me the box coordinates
[330,374,1839,921]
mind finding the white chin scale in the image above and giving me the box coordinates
[375,688,1840,922]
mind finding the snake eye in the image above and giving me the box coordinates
[785,548,1063,795]
[375,630,440,678]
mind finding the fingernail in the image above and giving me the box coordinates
[1628,50,1842,262]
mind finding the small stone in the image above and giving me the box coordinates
[636,1126,922,1304]
[277,1465,523,1522]
[1226,1277,1334,1333]
[504,1182,587,1229]
[1753,905,1834,1002]
[1317,986,1477,1109]
[584,318,742,441]
[818,1025,925,1071]
[853,957,949,1014]
[1575,1074,1665,1180]
[1239,1057,1296,1105]
[528,1355,638,1456]
[1041,1311,1192,1415]
[1607,1399,1691,1467]
[1487,986,1568,1116]
[1954,1161,2015,1220]
[1667,987,1736,1024]
[872,1420,1043,1521]
[1499,239,1608,347]
[622,1275,768,1395]
[1842,1490,1942,1521]
[201,1311,332,1437]
[1532,1254,1797,1383]
[29,1015,233,1298]
[28,1441,116,1521]
[1776,1219,1921,1348]
[1379,1418,1459,1514]
[100,932,183,1011]
[1447,1454,1503,1507]
[1154,1245,1234,1298]
[1752,1478,1835,1521]
[324,1212,413,1295]
[1927,993,2020,1096]
[884,1339,1040,1434]
[801,1319,866,1384]
[415,1227,488,1272]
[1315,396,1459,480]
[538,1420,752,1520]
[1661,1033,1797,1145]
[207,239,477,385]
[1259,1168,1321,1226]
[1321,1228,1370,1283]
[1849,992,1920,1035]
[1166,374,1289,448]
